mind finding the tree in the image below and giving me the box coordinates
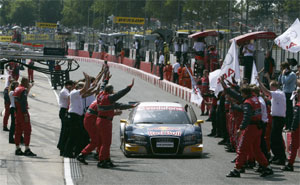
[39,0,63,23]
[249,0,278,25]
[7,0,37,26]
[283,0,300,23]
[183,0,238,30]
[61,0,93,27]
[145,0,181,26]
[0,0,12,25]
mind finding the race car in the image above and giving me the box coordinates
[119,102,203,157]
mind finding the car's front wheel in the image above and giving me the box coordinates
[122,141,132,158]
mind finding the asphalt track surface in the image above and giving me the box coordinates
[69,61,299,185]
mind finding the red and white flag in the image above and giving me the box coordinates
[274,18,300,53]
[185,65,203,105]
[214,40,240,96]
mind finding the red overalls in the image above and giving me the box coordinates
[181,67,192,89]
[11,63,19,81]
[96,92,115,161]
[235,96,268,169]
[233,110,244,150]
[164,64,173,81]
[178,67,183,86]
[227,104,235,147]
[200,76,210,113]
[81,100,100,155]
[13,86,31,146]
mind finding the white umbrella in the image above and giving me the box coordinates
[12,25,21,29]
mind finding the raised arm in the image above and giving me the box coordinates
[79,72,91,95]
[257,77,271,97]
[108,79,134,103]
[93,68,105,86]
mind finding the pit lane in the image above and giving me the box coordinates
[69,61,299,185]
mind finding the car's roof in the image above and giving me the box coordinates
[138,102,183,108]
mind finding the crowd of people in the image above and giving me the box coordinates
[3,74,36,156]
[2,60,138,168]
[199,61,299,177]
[56,62,136,168]
[154,36,222,90]
[1,50,299,174]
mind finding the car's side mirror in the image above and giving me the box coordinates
[194,120,204,126]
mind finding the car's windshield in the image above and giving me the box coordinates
[133,106,191,124]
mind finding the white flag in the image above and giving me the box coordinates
[274,18,300,53]
[214,40,240,96]
[185,65,203,105]
[250,61,259,86]
[209,69,221,91]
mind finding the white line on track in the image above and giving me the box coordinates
[41,73,74,185]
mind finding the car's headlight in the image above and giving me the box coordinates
[184,134,196,142]
[128,134,147,141]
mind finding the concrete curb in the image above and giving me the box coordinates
[69,56,193,104]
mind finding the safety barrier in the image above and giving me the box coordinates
[69,56,192,103]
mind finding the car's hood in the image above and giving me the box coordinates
[132,124,195,137]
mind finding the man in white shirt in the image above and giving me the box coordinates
[258,79,287,165]
[63,73,90,158]
[172,60,180,84]
[57,80,74,155]
[242,41,255,83]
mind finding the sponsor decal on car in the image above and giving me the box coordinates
[138,106,184,111]
[148,130,182,136]
[148,127,181,131]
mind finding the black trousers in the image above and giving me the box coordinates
[270,116,286,161]
[210,106,217,134]
[216,108,228,139]
[260,122,269,160]
[182,52,188,63]
[285,93,293,130]
[159,64,164,80]
[9,107,15,142]
[63,113,88,158]
[134,58,141,69]
[175,51,181,61]
[173,73,178,84]
[243,56,253,83]
[57,108,67,152]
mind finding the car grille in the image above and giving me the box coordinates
[150,137,180,155]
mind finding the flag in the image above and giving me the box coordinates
[274,18,300,53]
[185,65,203,105]
[250,61,259,86]
[209,69,221,91]
[214,40,240,96]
